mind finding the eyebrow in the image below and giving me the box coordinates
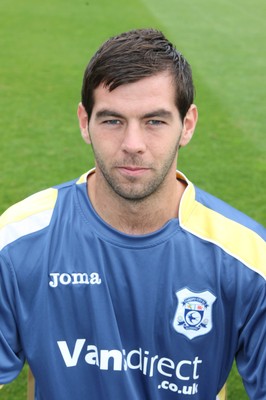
[142,109,173,120]
[95,109,173,120]
[95,110,124,120]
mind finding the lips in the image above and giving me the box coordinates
[118,166,150,176]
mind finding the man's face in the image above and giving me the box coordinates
[81,72,195,202]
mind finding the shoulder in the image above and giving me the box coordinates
[179,181,266,278]
[0,172,89,251]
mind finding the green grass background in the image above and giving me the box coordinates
[1,0,265,398]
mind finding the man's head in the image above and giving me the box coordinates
[81,28,194,122]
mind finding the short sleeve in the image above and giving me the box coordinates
[236,282,266,399]
[0,254,25,383]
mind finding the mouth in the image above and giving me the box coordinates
[117,166,150,177]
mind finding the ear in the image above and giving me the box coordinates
[179,104,198,147]
[77,102,91,144]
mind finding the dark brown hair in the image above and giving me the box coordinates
[81,29,194,121]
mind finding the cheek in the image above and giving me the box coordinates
[90,134,121,160]
[152,136,179,157]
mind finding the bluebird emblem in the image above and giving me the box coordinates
[173,288,216,340]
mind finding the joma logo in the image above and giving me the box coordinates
[49,272,101,288]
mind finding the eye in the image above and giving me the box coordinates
[147,120,165,126]
[102,119,122,126]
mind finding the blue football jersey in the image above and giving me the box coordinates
[0,170,265,400]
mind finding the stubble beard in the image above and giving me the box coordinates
[91,143,180,203]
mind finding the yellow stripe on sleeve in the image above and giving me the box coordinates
[182,199,265,278]
[0,188,58,228]
[217,384,227,400]
[0,188,58,250]
[180,185,265,278]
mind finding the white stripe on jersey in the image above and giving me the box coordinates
[0,209,54,251]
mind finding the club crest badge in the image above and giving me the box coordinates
[173,288,216,340]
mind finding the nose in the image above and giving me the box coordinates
[121,123,146,154]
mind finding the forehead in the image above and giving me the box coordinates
[92,72,177,115]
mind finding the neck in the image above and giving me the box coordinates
[87,172,186,235]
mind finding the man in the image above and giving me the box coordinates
[0,28,265,400]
